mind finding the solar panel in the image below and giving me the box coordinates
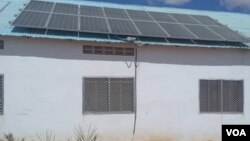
[170,13,201,25]
[126,10,154,21]
[160,23,197,39]
[208,26,247,42]
[134,21,168,37]
[25,0,53,12]
[53,3,78,15]
[191,15,221,26]
[185,25,224,41]
[48,14,78,31]
[108,19,140,36]
[80,16,109,33]
[149,12,177,23]
[104,8,129,19]
[13,0,248,43]
[12,11,49,28]
[80,5,104,17]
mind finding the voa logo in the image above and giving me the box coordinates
[226,129,246,137]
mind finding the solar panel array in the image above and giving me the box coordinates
[12,0,248,42]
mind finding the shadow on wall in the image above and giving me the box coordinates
[0,37,135,63]
[138,45,250,66]
[0,37,250,66]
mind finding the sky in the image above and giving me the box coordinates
[82,0,250,13]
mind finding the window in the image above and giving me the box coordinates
[83,46,134,56]
[200,80,243,113]
[83,77,135,113]
[0,75,3,115]
[0,40,4,49]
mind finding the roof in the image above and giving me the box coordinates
[1,0,250,49]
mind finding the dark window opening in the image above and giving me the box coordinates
[82,77,135,114]
[83,46,134,56]
[200,80,243,113]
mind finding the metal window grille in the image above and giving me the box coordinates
[222,81,243,112]
[83,46,134,56]
[0,40,4,49]
[0,75,3,115]
[83,77,135,113]
[200,80,243,113]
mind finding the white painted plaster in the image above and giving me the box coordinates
[0,37,250,141]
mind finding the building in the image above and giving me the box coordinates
[0,0,250,141]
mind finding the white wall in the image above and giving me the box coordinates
[0,37,135,141]
[0,37,250,141]
[135,46,250,141]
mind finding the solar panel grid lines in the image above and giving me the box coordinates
[148,11,177,23]
[48,14,78,31]
[145,11,170,37]
[184,24,225,41]
[188,14,204,25]
[134,21,168,37]
[123,9,142,35]
[188,16,229,40]
[208,26,247,42]
[108,19,140,36]
[191,15,222,26]
[176,23,200,39]
[202,25,226,41]
[24,0,54,12]
[53,3,79,15]
[157,13,199,39]
[80,5,104,17]
[159,23,198,39]
[104,8,129,19]
[78,4,80,32]
[102,7,112,34]
[12,0,249,43]
[44,2,56,28]
[80,16,110,33]
[126,9,154,21]
[170,13,201,25]
[12,11,49,28]
[166,13,181,24]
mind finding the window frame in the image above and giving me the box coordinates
[82,77,135,114]
[0,74,4,115]
[199,79,244,114]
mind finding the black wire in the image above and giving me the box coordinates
[113,36,139,141]
[132,47,138,141]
